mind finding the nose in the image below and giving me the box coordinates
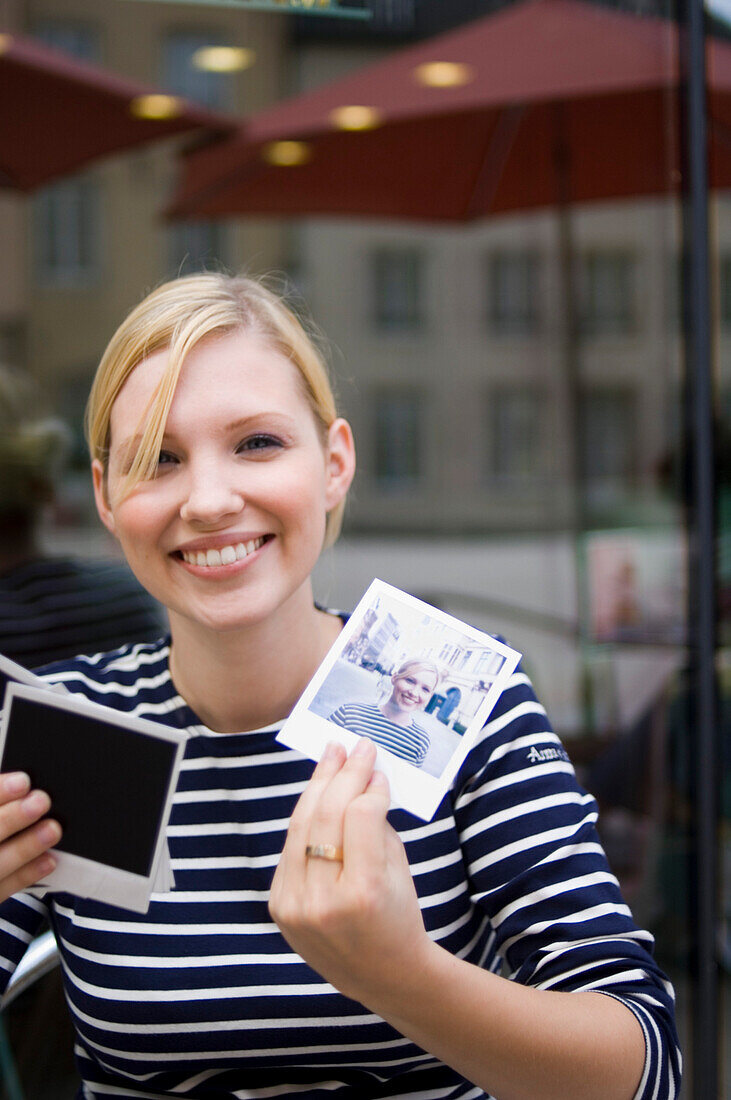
[179,458,245,527]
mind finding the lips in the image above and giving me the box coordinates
[178,536,267,568]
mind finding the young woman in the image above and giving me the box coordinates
[329,658,441,767]
[0,274,679,1100]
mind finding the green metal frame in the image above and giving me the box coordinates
[0,1019,24,1100]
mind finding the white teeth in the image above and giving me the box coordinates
[181,537,265,567]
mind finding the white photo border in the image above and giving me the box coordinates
[278,579,521,821]
[0,681,188,913]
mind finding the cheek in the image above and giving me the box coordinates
[112,494,169,551]
[274,461,330,528]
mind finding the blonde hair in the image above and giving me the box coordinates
[393,659,441,688]
[86,272,346,546]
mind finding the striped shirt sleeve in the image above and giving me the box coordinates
[451,668,682,1099]
[0,891,49,991]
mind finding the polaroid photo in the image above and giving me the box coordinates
[0,652,66,698]
[0,681,187,913]
[278,579,521,821]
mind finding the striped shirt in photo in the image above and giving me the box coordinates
[329,702,431,767]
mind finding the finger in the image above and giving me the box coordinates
[0,816,62,897]
[274,743,347,898]
[0,772,31,807]
[1,849,58,902]
[288,742,347,841]
[0,786,53,843]
[342,769,392,879]
[305,739,378,869]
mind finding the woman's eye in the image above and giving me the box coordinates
[155,450,178,469]
[237,434,283,454]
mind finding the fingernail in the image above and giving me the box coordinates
[36,854,56,877]
[368,770,388,790]
[322,741,341,762]
[37,820,62,846]
[22,790,50,817]
[4,772,30,796]
[353,737,374,758]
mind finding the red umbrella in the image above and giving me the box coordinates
[168,0,731,221]
[0,32,236,192]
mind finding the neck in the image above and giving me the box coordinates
[380,699,412,727]
[167,587,342,733]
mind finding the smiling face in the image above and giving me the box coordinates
[389,665,439,714]
[92,328,354,637]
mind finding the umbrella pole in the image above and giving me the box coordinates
[680,0,720,1093]
[553,107,592,734]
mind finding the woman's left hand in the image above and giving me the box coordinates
[269,738,431,1004]
[270,740,648,1100]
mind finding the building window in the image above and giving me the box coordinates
[33,19,99,60]
[168,221,229,276]
[371,248,423,332]
[580,388,637,503]
[488,388,546,483]
[487,250,540,334]
[579,251,636,335]
[31,21,102,287]
[162,31,233,110]
[34,176,101,285]
[369,0,416,31]
[373,388,423,488]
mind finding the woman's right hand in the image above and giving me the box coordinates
[0,772,62,904]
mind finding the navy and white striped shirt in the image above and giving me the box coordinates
[329,703,430,767]
[0,638,681,1099]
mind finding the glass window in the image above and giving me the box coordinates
[488,388,546,483]
[162,31,233,110]
[371,248,423,332]
[580,387,637,505]
[167,221,229,277]
[33,19,99,60]
[34,177,101,285]
[372,388,423,488]
[487,250,540,334]
[31,20,102,288]
[579,250,636,335]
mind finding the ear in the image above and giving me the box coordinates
[92,459,117,538]
[324,418,356,511]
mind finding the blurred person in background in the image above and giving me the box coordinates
[0,364,165,670]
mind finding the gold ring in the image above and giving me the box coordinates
[305,843,344,863]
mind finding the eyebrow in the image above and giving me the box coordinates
[114,414,298,457]
[221,414,296,434]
